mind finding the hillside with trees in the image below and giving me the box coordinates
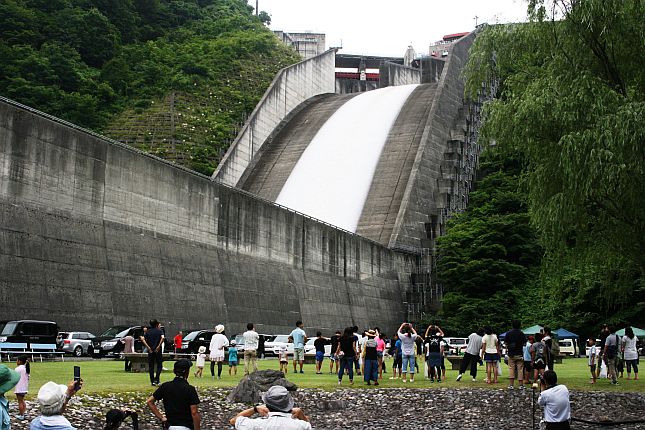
[437,0,644,337]
[0,0,299,175]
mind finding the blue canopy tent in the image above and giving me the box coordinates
[555,328,579,339]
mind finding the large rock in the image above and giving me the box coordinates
[227,370,298,404]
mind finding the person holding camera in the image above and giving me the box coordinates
[30,379,83,430]
[229,385,311,430]
[146,359,200,430]
[537,370,571,430]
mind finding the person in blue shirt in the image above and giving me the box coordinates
[289,321,307,374]
[228,341,239,376]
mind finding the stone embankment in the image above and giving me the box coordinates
[8,387,644,429]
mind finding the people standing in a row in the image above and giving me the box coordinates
[456,329,483,382]
[337,327,357,385]
[242,323,259,376]
[505,320,527,389]
[397,323,418,383]
[424,326,443,382]
[622,327,639,380]
[209,324,228,380]
[290,321,307,374]
[141,319,164,386]
[481,326,500,384]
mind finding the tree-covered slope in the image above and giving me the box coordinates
[447,0,644,335]
[0,0,299,175]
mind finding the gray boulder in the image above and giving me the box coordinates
[227,370,298,404]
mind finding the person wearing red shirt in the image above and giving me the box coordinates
[174,332,183,354]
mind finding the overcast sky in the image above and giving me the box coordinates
[250,0,529,57]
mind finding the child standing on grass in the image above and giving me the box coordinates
[195,346,206,378]
[588,338,597,384]
[14,356,29,420]
[228,341,239,376]
[279,344,289,374]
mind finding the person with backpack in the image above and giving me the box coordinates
[531,333,548,383]
[603,328,621,385]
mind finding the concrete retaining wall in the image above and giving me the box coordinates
[379,63,421,88]
[212,50,336,187]
[0,98,414,336]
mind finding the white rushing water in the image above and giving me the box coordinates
[275,84,418,232]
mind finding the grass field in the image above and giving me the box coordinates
[3,356,642,397]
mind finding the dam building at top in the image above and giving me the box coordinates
[0,31,486,335]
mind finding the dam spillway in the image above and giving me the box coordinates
[275,84,420,233]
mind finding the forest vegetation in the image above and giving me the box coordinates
[0,0,299,175]
[436,0,644,338]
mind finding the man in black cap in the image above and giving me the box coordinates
[229,385,311,429]
[146,359,201,430]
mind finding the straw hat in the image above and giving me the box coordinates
[215,324,225,333]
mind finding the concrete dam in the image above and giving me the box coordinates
[0,31,483,335]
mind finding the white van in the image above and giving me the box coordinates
[558,339,576,356]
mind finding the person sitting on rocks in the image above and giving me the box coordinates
[146,359,200,430]
[538,370,571,430]
[229,385,311,429]
[104,409,138,430]
[30,379,83,430]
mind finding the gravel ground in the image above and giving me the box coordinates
[7,386,645,429]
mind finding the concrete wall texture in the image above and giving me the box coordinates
[212,49,337,187]
[390,32,477,250]
[0,98,416,336]
[378,63,422,88]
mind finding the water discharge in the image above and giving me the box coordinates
[276,84,419,232]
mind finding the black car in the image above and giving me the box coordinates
[0,320,58,346]
[180,329,217,354]
[90,325,171,358]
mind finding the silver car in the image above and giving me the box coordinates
[57,332,95,357]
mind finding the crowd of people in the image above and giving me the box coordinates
[0,319,639,430]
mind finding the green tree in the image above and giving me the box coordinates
[464,0,644,321]
[436,150,542,335]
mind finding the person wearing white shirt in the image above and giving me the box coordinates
[229,385,311,430]
[209,325,229,380]
[243,323,260,375]
[538,370,571,430]
[622,327,639,380]
[586,339,597,384]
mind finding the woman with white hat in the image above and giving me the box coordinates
[209,325,229,380]
[0,364,20,429]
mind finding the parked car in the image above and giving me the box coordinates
[56,332,96,357]
[181,329,216,354]
[0,320,58,346]
[558,339,577,356]
[90,325,171,358]
[267,334,294,356]
[443,337,468,355]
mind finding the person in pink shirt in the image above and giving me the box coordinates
[14,355,30,420]
[375,328,386,380]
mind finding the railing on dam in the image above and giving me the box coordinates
[212,49,337,187]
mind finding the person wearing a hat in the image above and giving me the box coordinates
[29,379,82,430]
[194,346,207,378]
[146,359,200,430]
[362,330,379,386]
[208,325,229,379]
[229,385,311,429]
[0,365,20,430]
